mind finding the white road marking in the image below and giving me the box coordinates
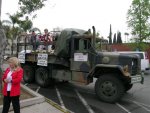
[116,103,132,113]
[24,83,28,86]
[125,99,150,108]
[134,101,150,108]
[55,86,67,110]
[127,100,150,112]
[36,86,40,93]
[133,101,150,112]
[75,89,95,113]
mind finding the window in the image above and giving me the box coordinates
[74,38,93,52]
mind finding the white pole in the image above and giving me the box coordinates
[0,0,7,94]
[0,0,2,22]
[0,0,2,94]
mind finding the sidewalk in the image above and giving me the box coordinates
[1,63,69,113]
[0,84,70,113]
[9,102,63,113]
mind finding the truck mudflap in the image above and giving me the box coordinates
[131,75,144,84]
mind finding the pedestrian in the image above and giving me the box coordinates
[2,57,23,113]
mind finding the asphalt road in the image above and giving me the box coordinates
[23,73,150,113]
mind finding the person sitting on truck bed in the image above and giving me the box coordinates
[39,28,53,51]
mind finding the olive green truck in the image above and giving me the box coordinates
[17,26,144,103]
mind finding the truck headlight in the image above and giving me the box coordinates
[123,65,130,76]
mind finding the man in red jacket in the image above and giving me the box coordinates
[2,57,23,113]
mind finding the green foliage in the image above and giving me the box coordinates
[6,13,22,28]
[127,0,150,42]
[18,0,47,14]
[30,27,41,34]
[2,25,12,39]
[117,32,122,43]
[127,42,149,51]
[2,13,22,39]
[19,16,33,32]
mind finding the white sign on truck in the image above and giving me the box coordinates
[18,53,25,63]
[37,53,48,66]
[74,53,88,61]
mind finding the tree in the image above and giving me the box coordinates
[113,33,116,44]
[31,27,41,34]
[108,24,112,44]
[117,31,122,44]
[127,0,150,43]
[19,16,33,32]
[1,20,12,40]
[2,13,22,55]
[18,0,47,15]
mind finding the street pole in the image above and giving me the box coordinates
[0,0,2,93]
[0,0,2,95]
[138,1,142,50]
[0,0,2,21]
[0,29,6,94]
[0,0,7,94]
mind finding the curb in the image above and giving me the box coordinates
[0,84,71,113]
[45,98,71,113]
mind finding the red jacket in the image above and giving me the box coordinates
[2,67,23,96]
[39,34,53,44]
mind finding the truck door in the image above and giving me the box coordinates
[70,37,95,72]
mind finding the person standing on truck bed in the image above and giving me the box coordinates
[30,30,39,51]
[39,28,53,51]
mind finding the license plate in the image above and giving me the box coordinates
[131,76,142,83]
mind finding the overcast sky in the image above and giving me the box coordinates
[1,0,132,40]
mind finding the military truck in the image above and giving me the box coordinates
[17,26,143,103]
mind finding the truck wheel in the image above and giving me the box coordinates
[95,75,125,103]
[23,65,35,83]
[35,67,50,87]
[125,84,133,92]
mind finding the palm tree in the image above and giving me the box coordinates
[19,16,33,32]
[30,27,41,34]
[1,20,12,39]
[6,13,21,28]
[2,13,22,55]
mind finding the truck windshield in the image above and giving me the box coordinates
[74,38,95,52]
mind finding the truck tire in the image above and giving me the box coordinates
[35,67,50,87]
[125,84,133,92]
[23,65,35,83]
[95,74,125,103]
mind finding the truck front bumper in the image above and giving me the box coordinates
[131,75,144,84]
